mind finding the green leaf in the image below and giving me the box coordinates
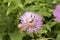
[56,0,60,3]
[44,21,57,31]
[44,24,51,31]
[6,0,24,15]
[25,0,33,4]
[3,0,16,3]
[27,33,34,38]
[6,5,17,15]
[9,31,25,40]
[56,33,60,40]
[0,34,2,40]
[25,5,40,11]
[49,21,57,27]
[38,8,52,17]
[38,29,47,35]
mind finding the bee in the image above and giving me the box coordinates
[18,19,35,31]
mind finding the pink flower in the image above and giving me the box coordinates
[53,4,60,21]
[18,11,43,33]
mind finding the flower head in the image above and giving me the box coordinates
[53,4,60,21]
[18,11,43,33]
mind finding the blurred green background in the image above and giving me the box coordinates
[0,0,60,40]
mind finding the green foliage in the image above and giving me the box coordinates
[0,0,60,40]
[56,33,60,40]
